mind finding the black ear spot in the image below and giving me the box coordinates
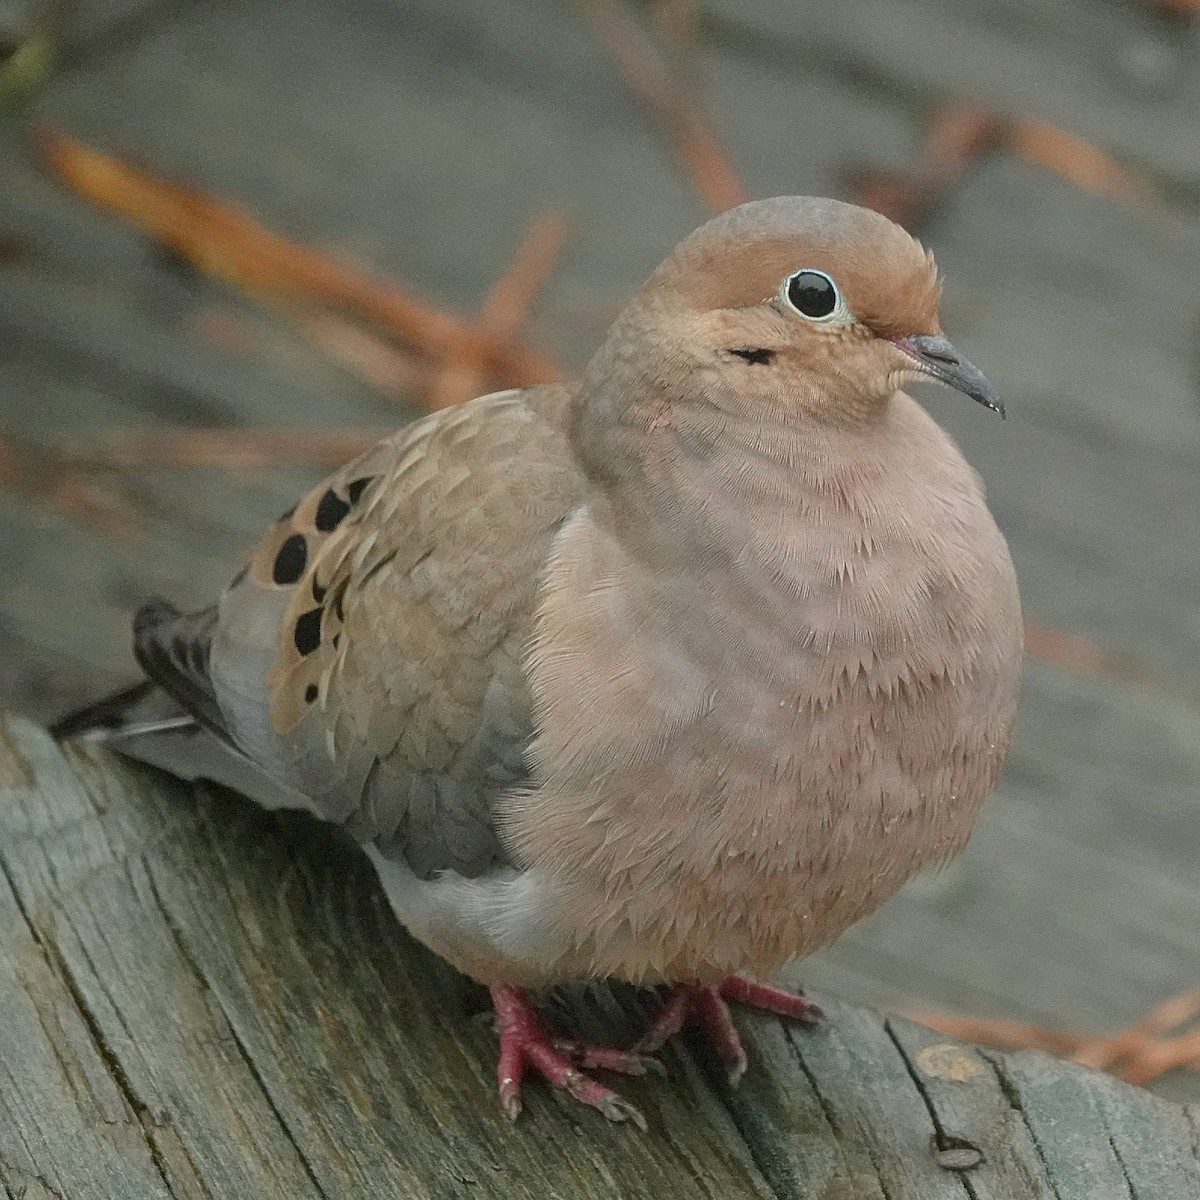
[347,477,375,505]
[272,534,308,585]
[728,347,775,365]
[315,488,351,532]
[304,684,319,704]
[294,608,323,655]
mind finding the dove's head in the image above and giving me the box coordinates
[598,195,1000,429]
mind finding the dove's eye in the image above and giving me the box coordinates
[781,269,851,324]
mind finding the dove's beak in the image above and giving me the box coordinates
[891,334,1004,419]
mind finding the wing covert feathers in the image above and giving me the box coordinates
[198,384,582,875]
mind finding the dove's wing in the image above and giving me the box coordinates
[134,383,583,878]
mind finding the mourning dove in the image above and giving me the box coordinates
[60,196,1022,1127]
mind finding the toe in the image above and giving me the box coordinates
[634,986,697,1053]
[724,1044,749,1087]
[552,1039,663,1076]
[720,975,824,1024]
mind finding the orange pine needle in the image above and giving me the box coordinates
[572,0,744,214]
[1022,619,1150,685]
[428,209,570,410]
[909,1012,1084,1059]
[1008,118,1151,207]
[846,104,1006,226]
[305,314,432,398]
[57,428,389,472]
[911,989,1200,1086]
[0,427,141,539]
[39,128,562,389]
[849,105,1149,226]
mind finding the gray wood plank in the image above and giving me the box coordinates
[988,1046,1200,1199]
[887,1017,1056,1199]
[720,999,969,1199]
[1083,1066,1200,1199]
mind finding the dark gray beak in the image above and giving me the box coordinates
[891,334,1004,419]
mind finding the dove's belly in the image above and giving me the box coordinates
[527,654,1015,985]
[371,626,1019,988]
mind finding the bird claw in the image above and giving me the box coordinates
[498,1076,524,1123]
[488,977,815,1122]
[725,1052,748,1087]
[594,1090,648,1131]
[491,986,647,1128]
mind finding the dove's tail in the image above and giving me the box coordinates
[51,641,316,815]
[51,595,219,744]
[50,678,199,741]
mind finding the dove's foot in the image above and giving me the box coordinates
[636,976,822,1084]
[490,985,650,1128]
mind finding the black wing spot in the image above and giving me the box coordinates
[347,476,375,505]
[294,608,323,655]
[315,488,351,532]
[304,684,319,703]
[311,576,327,603]
[272,534,308,585]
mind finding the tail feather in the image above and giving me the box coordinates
[50,679,164,739]
[52,676,317,815]
[53,600,320,817]
[133,600,228,738]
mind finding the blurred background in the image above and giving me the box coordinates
[2,0,1200,1101]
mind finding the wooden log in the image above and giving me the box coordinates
[0,711,1196,1199]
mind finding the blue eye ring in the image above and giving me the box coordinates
[780,269,852,324]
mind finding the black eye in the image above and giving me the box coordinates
[783,269,841,321]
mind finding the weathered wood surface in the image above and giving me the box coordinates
[1,711,1196,1200]
[2,0,1200,1112]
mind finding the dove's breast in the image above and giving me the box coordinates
[494,392,1022,985]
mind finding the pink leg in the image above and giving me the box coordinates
[637,975,822,1084]
[633,985,696,1053]
[694,985,749,1082]
[491,986,650,1127]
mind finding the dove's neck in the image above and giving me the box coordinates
[575,376,910,573]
